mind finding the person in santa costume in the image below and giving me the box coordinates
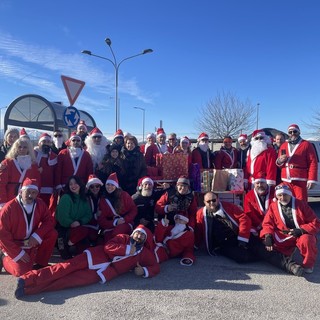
[191,132,214,169]
[55,175,92,259]
[84,127,109,172]
[106,129,125,153]
[214,136,238,169]
[143,133,160,167]
[0,127,19,162]
[0,178,57,277]
[51,129,67,155]
[173,136,192,169]
[276,124,318,201]
[98,172,137,243]
[0,137,41,208]
[33,133,58,207]
[244,129,277,194]
[14,225,160,298]
[76,120,88,148]
[260,184,320,275]
[155,128,168,154]
[132,176,170,233]
[55,132,93,192]
[166,133,178,154]
[237,133,250,169]
[195,192,258,263]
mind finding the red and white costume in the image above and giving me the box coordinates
[34,147,57,206]
[0,159,40,205]
[55,148,93,188]
[195,201,251,253]
[214,147,238,169]
[20,226,160,295]
[98,190,138,242]
[243,188,273,236]
[0,196,57,276]
[277,139,318,201]
[144,143,160,167]
[260,198,320,268]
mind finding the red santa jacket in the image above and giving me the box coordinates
[0,158,41,204]
[191,147,213,169]
[84,226,160,283]
[245,147,277,186]
[55,148,93,188]
[0,196,56,262]
[195,201,251,249]
[144,143,160,167]
[34,148,57,195]
[98,190,138,232]
[155,190,197,230]
[260,198,320,245]
[243,188,273,235]
[214,147,238,169]
[277,139,318,183]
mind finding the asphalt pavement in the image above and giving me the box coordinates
[1,199,320,320]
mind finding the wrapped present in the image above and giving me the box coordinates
[211,169,229,192]
[225,168,244,191]
[157,153,189,180]
[201,170,213,192]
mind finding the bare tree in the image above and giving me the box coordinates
[303,108,320,140]
[196,91,256,139]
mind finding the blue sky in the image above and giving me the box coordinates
[0,0,320,140]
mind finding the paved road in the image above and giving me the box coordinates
[1,199,320,320]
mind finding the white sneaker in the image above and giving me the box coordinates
[304,267,314,274]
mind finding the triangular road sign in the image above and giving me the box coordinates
[61,75,85,106]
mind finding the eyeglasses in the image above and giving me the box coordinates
[54,134,63,137]
[71,139,81,142]
[288,130,298,134]
[92,136,102,139]
[168,138,175,141]
[89,185,101,189]
[205,199,217,203]
[254,137,264,141]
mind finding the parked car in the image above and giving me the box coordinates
[308,140,320,197]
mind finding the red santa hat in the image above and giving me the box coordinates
[137,176,154,190]
[89,127,103,137]
[287,124,300,133]
[176,175,190,186]
[106,172,119,188]
[77,120,87,131]
[69,131,81,141]
[252,129,266,138]
[21,178,39,191]
[114,129,124,139]
[86,174,103,189]
[180,136,190,145]
[174,214,189,224]
[238,134,248,142]
[197,132,209,141]
[131,224,148,240]
[20,128,28,138]
[275,184,292,197]
[156,128,166,137]
[38,133,52,144]
[253,171,267,183]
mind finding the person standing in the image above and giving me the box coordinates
[0,178,57,276]
[191,132,213,169]
[237,134,249,170]
[0,127,20,162]
[276,124,318,201]
[214,136,238,169]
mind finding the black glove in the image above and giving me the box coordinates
[264,234,273,247]
[238,240,248,249]
[290,228,303,237]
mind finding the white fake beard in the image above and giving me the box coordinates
[171,223,186,237]
[199,142,209,152]
[53,136,64,149]
[158,143,168,153]
[279,199,290,206]
[69,147,82,158]
[141,189,152,197]
[250,140,267,158]
[16,155,32,170]
[87,144,106,167]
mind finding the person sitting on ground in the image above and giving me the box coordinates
[14,225,160,299]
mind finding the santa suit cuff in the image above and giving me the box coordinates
[164,205,170,213]
[142,267,148,278]
[14,250,26,262]
[126,245,131,255]
[237,236,249,243]
[31,232,42,245]
[113,218,119,227]
[307,180,318,185]
[266,180,275,186]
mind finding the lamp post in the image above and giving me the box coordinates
[134,107,145,143]
[0,106,8,142]
[256,103,260,129]
[82,38,153,131]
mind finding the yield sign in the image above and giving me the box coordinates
[61,75,85,106]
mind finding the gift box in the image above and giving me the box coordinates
[156,153,189,180]
[211,169,229,192]
[225,168,244,191]
[201,170,213,192]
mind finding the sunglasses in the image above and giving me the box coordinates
[71,139,81,142]
[89,185,101,189]
[254,137,264,141]
[92,136,102,139]
[205,199,217,203]
[54,134,63,137]
[288,130,298,134]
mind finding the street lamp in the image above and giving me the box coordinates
[0,106,8,142]
[82,38,153,131]
[256,103,260,129]
[134,107,145,143]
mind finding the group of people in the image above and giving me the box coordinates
[0,121,319,300]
